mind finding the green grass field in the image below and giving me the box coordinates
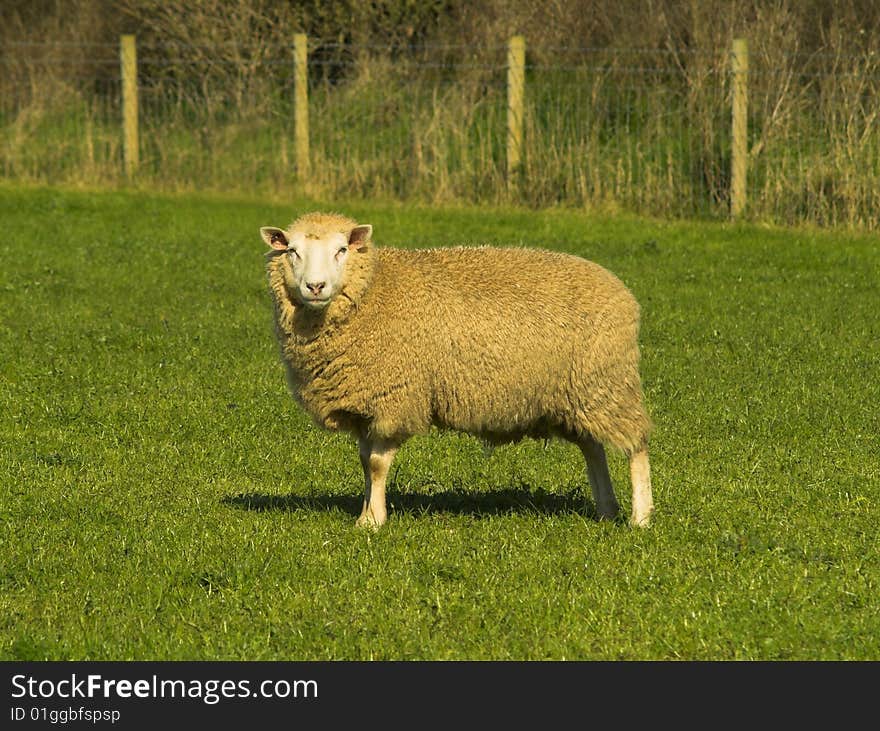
[1,185,877,660]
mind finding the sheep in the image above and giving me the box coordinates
[260,211,654,529]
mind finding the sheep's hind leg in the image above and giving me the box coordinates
[578,436,620,521]
[629,447,653,528]
[356,437,400,530]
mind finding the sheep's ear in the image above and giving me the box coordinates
[348,225,372,250]
[260,226,289,250]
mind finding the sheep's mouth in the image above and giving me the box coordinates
[302,296,332,309]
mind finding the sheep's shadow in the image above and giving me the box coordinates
[222,485,605,521]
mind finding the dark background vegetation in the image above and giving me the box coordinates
[3,1,879,225]
[4,1,880,64]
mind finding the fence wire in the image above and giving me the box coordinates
[1,40,878,228]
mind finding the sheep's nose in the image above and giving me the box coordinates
[306,281,326,295]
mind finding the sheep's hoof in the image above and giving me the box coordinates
[630,512,653,528]
[355,513,384,531]
[596,503,620,522]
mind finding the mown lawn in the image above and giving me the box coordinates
[0,185,877,660]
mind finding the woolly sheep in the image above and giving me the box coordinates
[260,212,654,529]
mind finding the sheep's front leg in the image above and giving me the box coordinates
[356,437,400,530]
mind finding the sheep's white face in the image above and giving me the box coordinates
[261,224,372,311]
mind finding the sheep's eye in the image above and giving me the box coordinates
[337,247,348,257]
[288,249,301,260]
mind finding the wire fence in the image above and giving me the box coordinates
[2,38,879,228]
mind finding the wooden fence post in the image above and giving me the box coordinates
[294,33,310,178]
[507,35,525,190]
[731,37,748,218]
[120,34,139,178]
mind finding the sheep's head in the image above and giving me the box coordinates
[260,215,372,311]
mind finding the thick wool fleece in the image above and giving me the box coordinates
[266,213,651,456]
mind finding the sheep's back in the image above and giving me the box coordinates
[370,246,637,352]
